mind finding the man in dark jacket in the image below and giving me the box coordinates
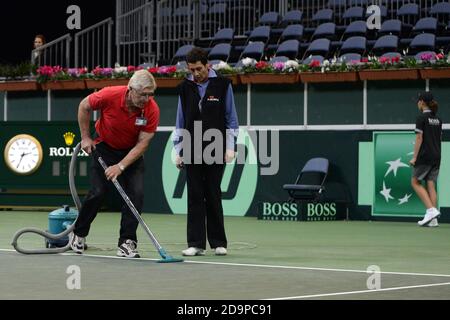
[173,47,239,256]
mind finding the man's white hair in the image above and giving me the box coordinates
[128,69,157,91]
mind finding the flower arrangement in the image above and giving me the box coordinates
[148,65,187,78]
[211,61,237,75]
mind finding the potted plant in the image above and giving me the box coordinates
[358,56,419,81]
[37,66,88,90]
[148,66,186,88]
[211,61,240,85]
[238,59,300,84]
[300,58,359,83]
[419,52,450,79]
[0,62,38,91]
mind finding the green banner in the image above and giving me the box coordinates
[373,132,426,217]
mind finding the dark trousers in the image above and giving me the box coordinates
[73,143,144,246]
[186,163,227,249]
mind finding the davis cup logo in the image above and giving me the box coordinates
[373,132,425,217]
[161,129,258,216]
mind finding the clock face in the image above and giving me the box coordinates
[4,134,43,175]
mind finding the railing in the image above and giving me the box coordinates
[31,34,72,67]
[74,18,114,69]
[116,0,154,66]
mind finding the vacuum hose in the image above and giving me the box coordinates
[11,143,83,254]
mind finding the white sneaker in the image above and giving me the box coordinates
[182,247,205,256]
[418,208,441,226]
[428,218,439,227]
[215,247,227,256]
[69,233,85,254]
[117,239,140,258]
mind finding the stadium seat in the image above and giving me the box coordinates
[259,11,281,27]
[267,24,304,52]
[208,43,232,62]
[372,35,399,56]
[342,6,365,25]
[274,39,300,60]
[283,158,329,203]
[171,44,195,64]
[341,20,367,40]
[311,22,336,41]
[339,36,367,55]
[412,18,438,35]
[239,41,266,61]
[408,33,436,54]
[303,38,331,59]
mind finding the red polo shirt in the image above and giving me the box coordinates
[89,86,160,150]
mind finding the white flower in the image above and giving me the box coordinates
[211,61,231,70]
[323,60,330,66]
[242,57,256,67]
[114,66,128,74]
[284,60,299,70]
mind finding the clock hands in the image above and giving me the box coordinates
[16,152,32,169]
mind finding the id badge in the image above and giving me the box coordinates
[135,117,147,126]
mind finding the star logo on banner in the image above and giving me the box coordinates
[380,181,394,202]
[385,158,409,177]
[398,194,412,205]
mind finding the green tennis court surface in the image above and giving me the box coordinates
[1,211,449,300]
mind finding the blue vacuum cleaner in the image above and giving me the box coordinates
[45,205,78,248]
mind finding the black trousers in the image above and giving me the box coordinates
[186,163,227,249]
[73,142,144,246]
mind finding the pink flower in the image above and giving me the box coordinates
[272,62,285,71]
[436,53,444,60]
[361,58,369,63]
[148,67,158,74]
[420,53,434,61]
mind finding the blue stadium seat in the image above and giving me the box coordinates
[342,6,365,24]
[372,35,399,56]
[312,9,334,24]
[342,20,367,40]
[239,41,266,61]
[210,28,234,46]
[303,38,331,59]
[274,39,301,60]
[397,3,420,27]
[282,10,303,26]
[412,18,438,35]
[408,33,436,54]
[259,11,281,27]
[312,22,336,40]
[267,24,304,52]
[339,36,366,55]
[208,43,232,62]
[378,19,402,36]
[235,26,271,53]
[172,44,195,64]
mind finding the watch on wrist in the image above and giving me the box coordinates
[118,163,125,171]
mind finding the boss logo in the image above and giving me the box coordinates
[262,202,299,220]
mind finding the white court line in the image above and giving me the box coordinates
[2,248,450,279]
[266,282,450,300]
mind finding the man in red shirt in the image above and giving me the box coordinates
[70,69,160,258]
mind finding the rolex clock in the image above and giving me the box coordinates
[4,134,44,175]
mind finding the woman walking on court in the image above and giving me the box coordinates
[409,92,442,227]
